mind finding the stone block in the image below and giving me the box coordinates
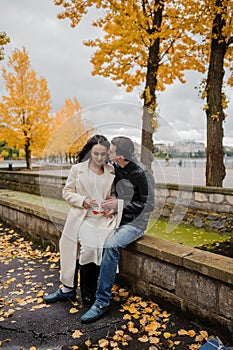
[176,270,199,303]
[154,188,169,198]
[194,192,208,202]
[197,275,217,309]
[120,250,143,277]
[26,214,37,232]
[193,216,203,228]
[149,284,182,310]
[143,258,177,290]
[219,284,233,320]
[36,219,48,237]
[226,195,233,205]
[170,189,179,198]
[209,193,224,204]
[16,211,28,230]
[7,207,17,222]
[161,207,171,217]
[2,205,10,220]
[177,190,193,201]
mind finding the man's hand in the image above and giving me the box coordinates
[101,196,118,211]
[101,208,114,217]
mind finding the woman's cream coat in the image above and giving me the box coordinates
[59,159,123,287]
[61,159,123,243]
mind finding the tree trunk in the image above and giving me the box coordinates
[140,1,164,171]
[206,0,227,187]
[141,106,154,171]
[25,136,32,169]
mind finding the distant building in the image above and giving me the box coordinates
[153,143,168,154]
[172,140,205,156]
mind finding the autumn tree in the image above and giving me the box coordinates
[0,47,52,169]
[199,0,233,187]
[53,0,206,171]
[0,32,10,61]
[43,97,93,163]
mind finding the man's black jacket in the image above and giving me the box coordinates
[114,158,155,231]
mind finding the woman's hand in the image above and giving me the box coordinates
[83,197,98,209]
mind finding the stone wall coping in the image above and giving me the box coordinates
[132,235,233,285]
[0,197,66,225]
[155,182,233,195]
[183,250,233,285]
[0,170,67,180]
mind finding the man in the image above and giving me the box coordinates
[80,136,155,323]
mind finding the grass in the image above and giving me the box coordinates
[146,219,231,248]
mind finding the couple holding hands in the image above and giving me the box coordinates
[43,134,154,323]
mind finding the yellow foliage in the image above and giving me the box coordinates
[0,47,52,159]
[53,0,233,97]
[53,0,233,167]
[43,97,93,160]
[0,32,10,61]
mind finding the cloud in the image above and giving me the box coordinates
[1,0,232,146]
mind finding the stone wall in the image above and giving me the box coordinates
[1,171,233,232]
[0,170,66,199]
[118,236,233,340]
[0,196,65,250]
[153,183,233,234]
[0,194,232,340]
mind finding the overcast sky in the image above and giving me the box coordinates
[1,0,233,146]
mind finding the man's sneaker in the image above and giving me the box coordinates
[43,288,76,303]
[80,303,109,323]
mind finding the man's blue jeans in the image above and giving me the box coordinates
[95,224,144,307]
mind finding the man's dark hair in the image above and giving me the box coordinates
[111,136,135,161]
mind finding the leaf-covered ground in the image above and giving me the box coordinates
[0,221,229,350]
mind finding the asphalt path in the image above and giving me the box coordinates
[1,222,232,350]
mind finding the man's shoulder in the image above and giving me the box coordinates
[131,159,151,175]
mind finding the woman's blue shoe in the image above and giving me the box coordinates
[80,303,109,323]
[43,288,76,303]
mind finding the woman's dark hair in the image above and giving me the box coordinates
[76,134,110,163]
[111,136,134,161]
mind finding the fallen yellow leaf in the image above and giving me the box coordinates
[36,290,44,297]
[195,334,204,342]
[85,340,92,347]
[138,335,149,342]
[188,330,196,337]
[69,307,79,314]
[72,330,83,339]
[178,329,189,336]
[149,336,160,344]
[200,330,208,340]
[98,338,109,347]
[164,332,171,339]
